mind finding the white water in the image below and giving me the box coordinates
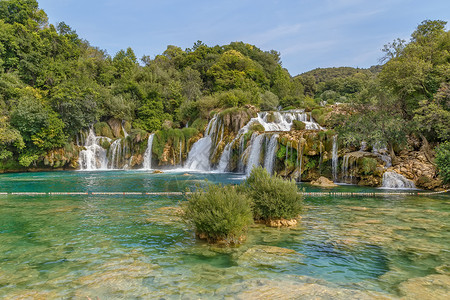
[298,141,303,182]
[185,116,220,171]
[184,136,212,171]
[382,171,415,189]
[108,139,122,169]
[332,135,338,182]
[142,133,155,170]
[264,134,279,175]
[216,143,232,172]
[246,134,264,176]
[78,128,109,170]
[239,110,323,134]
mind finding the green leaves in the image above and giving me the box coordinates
[435,141,450,184]
[241,167,303,220]
[184,184,253,244]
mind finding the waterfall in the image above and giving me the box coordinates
[246,133,264,176]
[372,143,392,168]
[184,136,212,171]
[382,171,415,189]
[298,141,303,182]
[184,116,219,171]
[142,133,154,170]
[239,110,323,134]
[185,110,324,173]
[285,141,290,175]
[342,154,350,183]
[78,128,109,170]
[179,140,183,165]
[238,135,246,173]
[332,135,338,182]
[264,134,278,175]
[108,139,123,169]
[217,142,232,172]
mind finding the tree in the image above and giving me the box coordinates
[435,141,450,184]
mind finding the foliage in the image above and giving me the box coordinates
[260,91,279,110]
[250,122,265,132]
[293,120,305,130]
[359,157,377,175]
[435,141,450,184]
[183,184,253,244]
[94,122,114,139]
[241,166,302,220]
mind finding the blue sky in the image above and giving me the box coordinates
[38,0,449,75]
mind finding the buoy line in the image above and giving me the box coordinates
[0,190,448,196]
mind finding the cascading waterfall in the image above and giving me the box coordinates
[184,136,212,171]
[263,134,278,175]
[186,110,324,172]
[216,143,232,172]
[239,110,323,133]
[184,116,219,171]
[108,139,122,169]
[332,135,338,182]
[142,133,155,170]
[246,133,264,176]
[382,171,415,189]
[78,128,109,170]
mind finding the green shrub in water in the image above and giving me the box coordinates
[241,166,302,220]
[184,184,253,244]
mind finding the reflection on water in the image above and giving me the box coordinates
[0,171,449,299]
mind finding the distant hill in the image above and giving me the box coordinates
[296,66,381,84]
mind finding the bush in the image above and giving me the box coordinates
[435,141,450,184]
[241,167,302,220]
[293,120,306,130]
[94,122,114,139]
[260,91,279,110]
[250,122,265,132]
[183,184,253,244]
[360,157,377,175]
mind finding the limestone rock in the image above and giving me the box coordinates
[235,245,302,267]
[398,274,450,300]
[233,278,391,300]
[266,218,298,227]
[310,176,338,187]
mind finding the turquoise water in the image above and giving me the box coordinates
[0,171,449,299]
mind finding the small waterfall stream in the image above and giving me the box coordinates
[246,133,264,176]
[264,134,278,175]
[332,135,338,182]
[142,133,155,170]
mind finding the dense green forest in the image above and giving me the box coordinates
[0,0,449,180]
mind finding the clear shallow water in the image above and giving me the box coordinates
[0,171,449,299]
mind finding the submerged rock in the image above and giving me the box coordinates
[233,278,392,300]
[235,245,302,267]
[310,176,338,187]
[398,274,450,300]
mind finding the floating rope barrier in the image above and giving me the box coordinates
[0,190,447,197]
